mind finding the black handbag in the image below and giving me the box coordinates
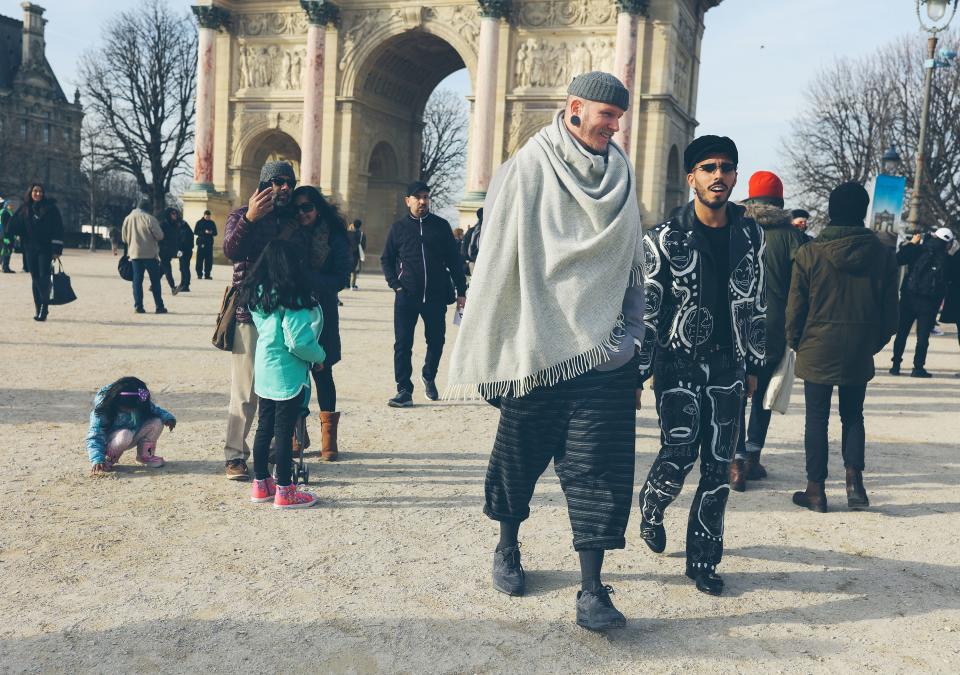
[118,245,133,281]
[49,260,77,305]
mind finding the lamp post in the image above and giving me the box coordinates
[882,145,902,176]
[908,0,959,232]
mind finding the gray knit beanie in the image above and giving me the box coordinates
[259,160,296,184]
[567,71,629,111]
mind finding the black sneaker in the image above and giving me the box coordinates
[156,307,168,314]
[388,390,413,408]
[135,307,146,314]
[171,285,179,296]
[889,364,901,376]
[421,376,439,401]
[576,585,626,631]
[910,367,932,378]
[686,567,724,596]
[492,544,525,596]
[639,518,666,554]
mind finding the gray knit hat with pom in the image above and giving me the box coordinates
[567,71,629,111]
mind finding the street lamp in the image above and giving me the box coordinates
[882,146,902,176]
[909,0,959,232]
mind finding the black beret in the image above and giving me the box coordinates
[684,135,739,173]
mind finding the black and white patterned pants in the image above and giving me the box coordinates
[639,349,745,572]
[483,358,638,551]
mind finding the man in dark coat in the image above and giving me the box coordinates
[175,215,194,292]
[890,228,955,377]
[786,182,899,513]
[730,171,807,490]
[380,181,466,407]
[158,208,182,296]
[194,210,218,280]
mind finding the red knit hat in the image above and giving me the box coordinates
[748,171,784,207]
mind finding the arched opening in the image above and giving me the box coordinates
[239,130,302,204]
[664,145,685,218]
[346,29,471,253]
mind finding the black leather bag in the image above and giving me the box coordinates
[118,245,133,281]
[49,260,77,305]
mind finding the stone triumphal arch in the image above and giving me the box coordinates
[184,0,723,253]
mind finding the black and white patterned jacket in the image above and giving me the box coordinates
[638,200,766,381]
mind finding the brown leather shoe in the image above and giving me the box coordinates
[319,411,340,462]
[845,467,869,509]
[792,481,827,513]
[745,457,767,480]
[729,459,747,492]
[225,459,250,481]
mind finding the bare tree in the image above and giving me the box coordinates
[420,89,468,209]
[783,30,960,229]
[78,0,197,213]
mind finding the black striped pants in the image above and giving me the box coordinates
[483,358,638,551]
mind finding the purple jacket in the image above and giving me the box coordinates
[223,205,290,323]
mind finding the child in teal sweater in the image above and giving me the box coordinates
[238,240,326,508]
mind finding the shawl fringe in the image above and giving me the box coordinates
[443,313,628,401]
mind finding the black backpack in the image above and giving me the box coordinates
[907,239,948,298]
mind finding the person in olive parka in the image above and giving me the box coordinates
[786,182,898,513]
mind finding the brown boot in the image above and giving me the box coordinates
[845,467,869,509]
[792,481,828,513]
[319,411,340,462]
[729,459,747,492]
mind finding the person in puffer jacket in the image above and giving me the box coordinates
[86,377,176,476]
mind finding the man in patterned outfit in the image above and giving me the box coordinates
[635,135,766,596]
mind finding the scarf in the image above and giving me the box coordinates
[445,111,643,400]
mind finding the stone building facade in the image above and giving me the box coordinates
[185,0,723,254]
[0,3,83,229]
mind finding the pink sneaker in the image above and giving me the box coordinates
[273,483,317,509]
[136,442,165,468]
[250,477,277,503]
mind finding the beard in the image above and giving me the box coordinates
[695,184,729,211]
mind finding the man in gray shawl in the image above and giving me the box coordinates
[445,72,644,631]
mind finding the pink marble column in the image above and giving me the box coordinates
[300,23,325,186]
[465,15,500,196]
[190,5,229,191]
[612,9,640,155]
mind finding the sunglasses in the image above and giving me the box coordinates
[270,177,296,188]
[295,202,316,214]
[696,162,737,175]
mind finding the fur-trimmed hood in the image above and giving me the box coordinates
[743,201,792,230]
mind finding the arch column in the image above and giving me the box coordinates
[463,1,511,203]
[299,1,340,187]
[190,5,230,191]
[613,1,646,155]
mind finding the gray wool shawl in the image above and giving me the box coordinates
[445,111,644,400]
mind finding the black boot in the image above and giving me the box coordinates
[38,304,48,321]
[792,480,828,513]
[686,566,724,596]
[910,367,932,378]
[729,459,747,492]
[639,518,666,554]
[845,467,869,509]
[889,362,901,375]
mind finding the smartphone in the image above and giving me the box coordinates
[258,181,279,205]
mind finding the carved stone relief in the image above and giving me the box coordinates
[518,0,617,27]
[673,47,692,110]
[426,5,480,50]
[506,106,556,156]
[514,37,614,89]
[238,44,307,91]
[236,12,309,36]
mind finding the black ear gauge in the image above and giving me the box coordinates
[570,114,581,127]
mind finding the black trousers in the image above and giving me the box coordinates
[393,291,446,393]
[639,349,745,573]
[178,252,192,289]
[311,365,336,412]
[1,253,11,271]
[484,358,638,551]
[159,256,177,289]
[196,246,213,278]
[892,292,939,369]
[252,395,301,484]
[26,250,52,312]
[736,359,778,460]
[131,259,164,310]
[803,381,866,483]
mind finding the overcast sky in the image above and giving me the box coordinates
[22,0,932,205]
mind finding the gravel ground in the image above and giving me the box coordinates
[0,250,958,674]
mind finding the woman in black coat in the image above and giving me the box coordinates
[291,185,353,461]
[940,250,960,372]
[9,183,63,321]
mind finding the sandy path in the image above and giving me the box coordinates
[0,250,958,673]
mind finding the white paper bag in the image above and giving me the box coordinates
[763,349,796,415]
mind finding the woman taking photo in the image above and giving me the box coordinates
[10,183,63,321]
[291,185,352,461]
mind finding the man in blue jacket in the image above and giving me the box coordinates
[380,181,466,407]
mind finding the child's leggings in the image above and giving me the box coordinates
[106,417,163,461]
[252,397,300,484]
